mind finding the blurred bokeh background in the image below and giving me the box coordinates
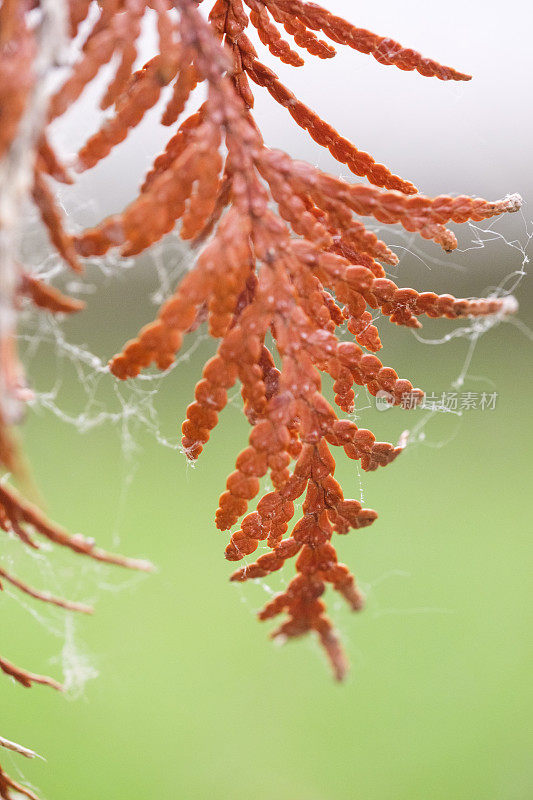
[2,1,532,798]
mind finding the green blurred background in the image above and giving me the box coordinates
[2,0,533,796]
[2,259,532,799]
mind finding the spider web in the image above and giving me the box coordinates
[1,146,530,798]
[2,6,532,767]
[1,5,530,794]
[2,196,527,699]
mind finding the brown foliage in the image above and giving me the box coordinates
[0,0,521,793]
[0,763,40,800]
[101,0,518,680]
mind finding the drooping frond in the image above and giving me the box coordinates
[0,0,521,794]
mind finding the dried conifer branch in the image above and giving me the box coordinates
[0,477,153,697]
[101,0,519,680]
[19,274,85,315]
[266,0,472,80]
[0,736,41,800]
[0,764,40,800]
[0,563,93,613]
[0,655,62,691]
[0,736,40,762]
[1,0,152,736]
[0,0,66,428]
[0,0,523,794]
[0,482,154,571]
[0,475,153,794]
[263,0,336,59]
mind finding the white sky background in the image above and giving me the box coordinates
[51,0,532,298]
[252,0,532,200]
[262,0,531,198]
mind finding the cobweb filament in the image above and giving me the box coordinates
[14,209,531,628]
[0,2,530,798]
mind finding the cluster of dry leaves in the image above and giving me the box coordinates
[0,0,519,795]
